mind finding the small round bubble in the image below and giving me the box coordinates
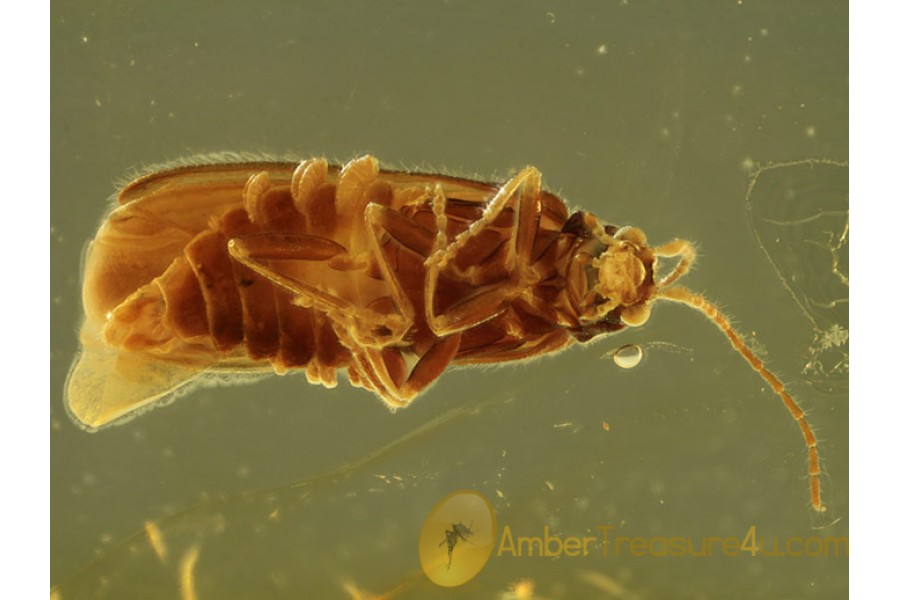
[613,344,643,369]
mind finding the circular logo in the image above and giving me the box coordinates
[419,489,497,587]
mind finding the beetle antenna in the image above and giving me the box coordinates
[657,284,825,513]
[653,238,697,288]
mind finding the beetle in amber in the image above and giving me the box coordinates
[66,155,824,512]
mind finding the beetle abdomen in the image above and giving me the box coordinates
[101,178,353,378]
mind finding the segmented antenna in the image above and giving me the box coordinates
[659,284,825,512]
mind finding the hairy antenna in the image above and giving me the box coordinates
[649,239,824,512]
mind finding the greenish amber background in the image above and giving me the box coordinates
[51,1,848,597]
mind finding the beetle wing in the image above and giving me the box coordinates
[65,320,270,431]
[117,161,299,206]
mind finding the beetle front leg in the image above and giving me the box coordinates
[424,167,544,336]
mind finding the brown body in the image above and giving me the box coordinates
[66,155,824,512]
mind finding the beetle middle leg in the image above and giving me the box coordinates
[423,167,545,336]
[350,201,467,406]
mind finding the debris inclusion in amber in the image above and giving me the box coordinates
[65,155,824,512]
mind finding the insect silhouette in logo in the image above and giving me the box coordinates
[439,521,475,569]
[66,154,825,512]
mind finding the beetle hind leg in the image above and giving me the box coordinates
[227,233,409,348]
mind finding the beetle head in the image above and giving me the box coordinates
[590,225,656,327]
[562,216,658,342]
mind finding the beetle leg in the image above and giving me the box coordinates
[360,203,420,328]
[227,233,410,347]
[324,200,471,406]
[424,167,544,335]
[302,201,455,406]
[426,166,542,273]
[348,335,463,408]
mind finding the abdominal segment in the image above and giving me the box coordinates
[67,165,365,430]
